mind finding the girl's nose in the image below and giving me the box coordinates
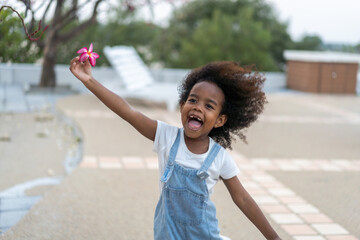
[193,102,203,113]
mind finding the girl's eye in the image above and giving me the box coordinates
[205,104,214,110]
[188,98,196,103]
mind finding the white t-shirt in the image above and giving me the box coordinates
[153,121,240,194]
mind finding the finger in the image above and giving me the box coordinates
[70,56,80,65]
[69,58,80,72]
[69,62,76,73]
[84,58,91,67]
[69,59,77,69]
[70,57,76,66]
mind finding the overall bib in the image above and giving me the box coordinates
[154,129,223,240]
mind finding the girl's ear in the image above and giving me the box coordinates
[214,114,227,128]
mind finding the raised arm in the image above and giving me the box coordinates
[69,56,157,141]
[223,176,281,240]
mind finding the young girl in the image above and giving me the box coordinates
[70,58,281,240]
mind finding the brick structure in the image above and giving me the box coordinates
[284,50,360,94]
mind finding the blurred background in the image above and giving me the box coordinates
[1,0,360,83]
[0,0,359,239]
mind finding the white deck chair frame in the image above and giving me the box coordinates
[103,45,180,111]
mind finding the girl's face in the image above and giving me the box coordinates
[180,81,227,141]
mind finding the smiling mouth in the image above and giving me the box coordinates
[188,115,203,131]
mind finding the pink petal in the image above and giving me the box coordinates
[79,52,89,62]
[89,56,96,66]
[92,52,99,58]
[77,47,88,54]
[89,43,93,53]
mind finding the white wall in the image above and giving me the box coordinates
[0,63,287,92]
[0,63,117,91]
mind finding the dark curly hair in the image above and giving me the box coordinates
[178,61,267,149]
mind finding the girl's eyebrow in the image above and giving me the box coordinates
[189,93,218,106]
[207,99,218,106]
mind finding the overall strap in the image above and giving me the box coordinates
[160,128,181,183]
[197,143,221,180]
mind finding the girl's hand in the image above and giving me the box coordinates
[69,56,93,84]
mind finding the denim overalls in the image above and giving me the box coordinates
[154,129,223,240]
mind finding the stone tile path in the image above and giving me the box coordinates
[79,152,360,240]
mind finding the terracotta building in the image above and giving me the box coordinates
[284,50,360,94]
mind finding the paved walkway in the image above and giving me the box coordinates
[0,83,359,239]
[0,83,82,236]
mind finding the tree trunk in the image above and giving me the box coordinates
[39,0,62,88]
[37,0,103,87]
[39,32,57,87]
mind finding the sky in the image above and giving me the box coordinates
[266,0,360,44]
[144,0,360,45]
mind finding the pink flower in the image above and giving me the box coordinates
[77,43,99,67]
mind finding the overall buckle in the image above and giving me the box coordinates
[197,170,209,180]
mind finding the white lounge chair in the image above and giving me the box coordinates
[102,45,180,111]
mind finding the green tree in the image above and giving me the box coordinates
[175,9,276,70]
[0,8,42,63]
[291,35,323,51]
[151,0,291,70]
[355,43,360,53]
[55,20,161,66]
[1,0,164,87]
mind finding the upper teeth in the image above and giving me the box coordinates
[191,116,202,122]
